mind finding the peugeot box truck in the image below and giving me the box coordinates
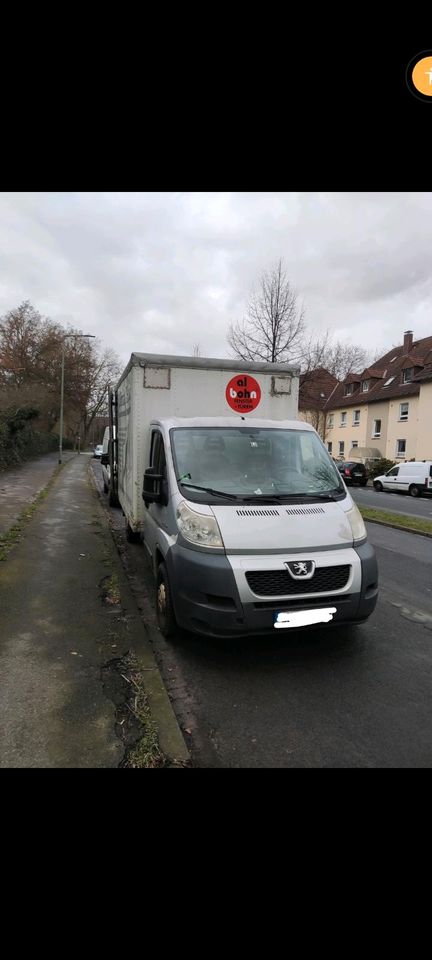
[105,353,378,638]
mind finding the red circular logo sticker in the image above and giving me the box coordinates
[226,374,261,413]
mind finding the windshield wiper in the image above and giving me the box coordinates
[180,482,239,500]
[314,490,344,501]
[240,495,289,504]
[246,491,344,502]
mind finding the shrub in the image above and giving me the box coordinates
[0,405,59,469]
[368,458,396,479]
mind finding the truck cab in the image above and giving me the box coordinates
[141,417,378,638]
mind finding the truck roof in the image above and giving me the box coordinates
[116,352,300,389]
[152,416,313,431]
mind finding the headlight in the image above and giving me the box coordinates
[346,503,367,543]
[176,501,224,549]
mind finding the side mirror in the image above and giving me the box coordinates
[101,453,109,465]
[143,466,168,506]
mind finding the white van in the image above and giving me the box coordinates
[373,461,432,498]
[109,354,378,639]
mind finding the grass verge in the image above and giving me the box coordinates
[359,504,432,536]
[118,654,165,768]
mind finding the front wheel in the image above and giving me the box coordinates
[108,483,119,507]
[409,484,421,498]
[156,562,177,638]
[374,481,383,492]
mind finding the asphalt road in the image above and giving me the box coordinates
[93,461,432,767]
[350,483,432,519]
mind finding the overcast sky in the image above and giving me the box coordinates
[1,192,431,369]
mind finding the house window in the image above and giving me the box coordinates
[384,377,395,387]
[338,441,345,457]
[327,441,332,454]
[340,411,347,427]
[372,419,382,437]
[327,414,334,429]
[344,383,354,395]
[351,441,358,448]
[396,439,406,457]
[402,368,413,383]
[399,402,409,421]
[361,380,369,392]
[352,410,360,425]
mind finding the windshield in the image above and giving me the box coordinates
[170,427,345,502]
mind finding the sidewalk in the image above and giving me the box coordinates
[0,450,76,536]
[0,454,188,767]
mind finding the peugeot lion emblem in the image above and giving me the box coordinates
[286,560,315,580]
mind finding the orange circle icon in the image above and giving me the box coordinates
[412,56,432,96]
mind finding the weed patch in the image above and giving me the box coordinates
[102,652,165,768]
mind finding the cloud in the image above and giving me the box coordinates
[1,192,432,370]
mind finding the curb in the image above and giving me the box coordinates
[363,516,432,539]
[87,464,190,767]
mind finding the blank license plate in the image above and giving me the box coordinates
[274,607,337,629]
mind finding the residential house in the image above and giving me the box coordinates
[324,331,432,461]
[298,367,339,439]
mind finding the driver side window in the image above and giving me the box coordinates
[150,431,167,480]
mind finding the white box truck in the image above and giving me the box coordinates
[107,353,378,638]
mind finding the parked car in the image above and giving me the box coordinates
[373,461,432,498]
[336,461,369,486]
[93,444,103,459]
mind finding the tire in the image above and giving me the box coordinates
[156,562,177,638]
[108,485,119,507]
[374,481,383,492]
[409,484,421,498]
[360,479,368,486]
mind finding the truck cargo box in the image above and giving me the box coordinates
[114,353,299,532]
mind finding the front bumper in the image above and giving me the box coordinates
[165,541,378,638]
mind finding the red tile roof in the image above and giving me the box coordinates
[299,367,339,410]
[362,367,385,378]
[324,333,432,409]
[413,362,432,383]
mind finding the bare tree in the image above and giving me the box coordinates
[192,343,202,357]
[0,301,121,442]
[0,301,48,385]
[300,331,372,381]
[322,340,372,379]
[228,259,306,363]
[227,263,374,379]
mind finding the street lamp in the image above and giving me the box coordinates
[59,333,96,463]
